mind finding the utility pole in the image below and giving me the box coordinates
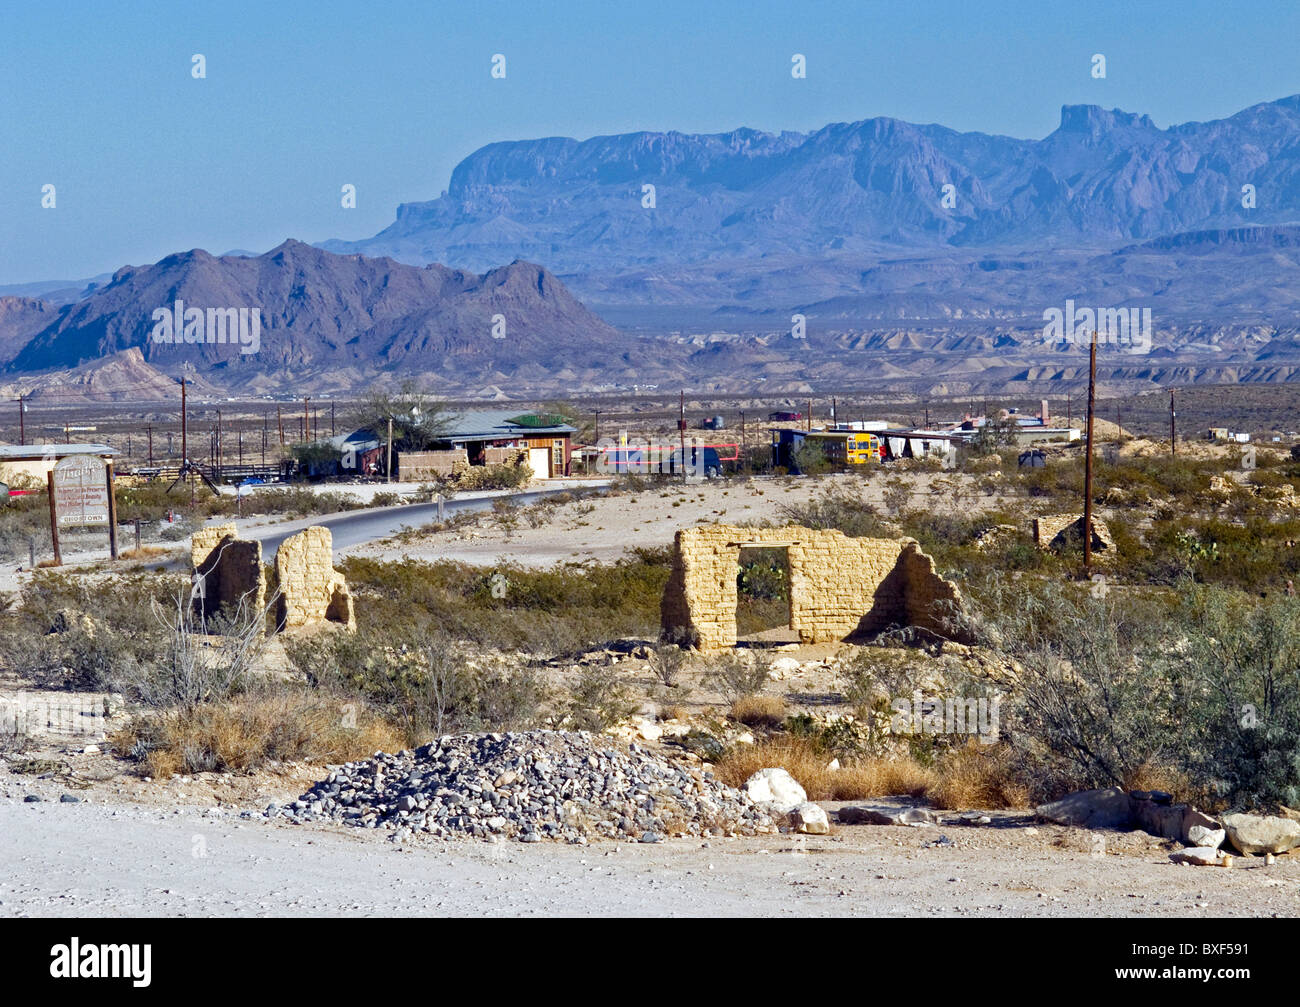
[330,402,335,438]
[1083,331,1098,577]
[594,407,600,444]
[303,397,310,443]
[740,411,746,475]
[1067,394,1072,428]
[807,399,812,432]
[277,405,284,446]
[386,416,394,483]
[180,378,188,461]
[147,424,153,466]
[678,390,687,484]
[1170,389,1177,456]
[17,394,24,445]
[215,409,222,481]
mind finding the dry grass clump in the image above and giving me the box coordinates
[111,690,403,778]
[729,695,786,728]
[925,740,1031,809]
[716,735,1038,808]
[714,736,933,801]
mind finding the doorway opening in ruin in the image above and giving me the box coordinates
[734,545,797,646]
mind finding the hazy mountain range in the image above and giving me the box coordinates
[6,96,1300,400]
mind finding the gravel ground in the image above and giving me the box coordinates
[2,794,1297,918]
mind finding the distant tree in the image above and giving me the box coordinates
[792,439,831,476]
[354,382,451,451]
[969,412,1019,454]
[539,400,595,442]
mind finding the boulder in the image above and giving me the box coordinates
[1131,797,1185,840]
[743,768,807,813]
[1169,847,1225,867]
[837,805,939,826]
[1036,787,1131,829]
[1186,825,1226,850]
[1222,813,1300,856]
[790,802,830,835]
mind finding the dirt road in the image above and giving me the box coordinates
[2,795,1296,918]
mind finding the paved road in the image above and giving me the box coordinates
[229,481,610,557]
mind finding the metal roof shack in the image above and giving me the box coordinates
[427,410,577,479]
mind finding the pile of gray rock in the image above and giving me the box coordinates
[272,731,773,843]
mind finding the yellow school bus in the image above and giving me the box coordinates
[806,431,882,466]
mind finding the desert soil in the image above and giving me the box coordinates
[2,690,1297,918]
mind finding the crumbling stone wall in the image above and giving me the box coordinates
[190,524,355,635]
[274,526,356,631]
[191,523,265,626]
[1033,514,1115,552]
[661,524,967,651]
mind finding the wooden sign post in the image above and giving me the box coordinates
[46,471,61,566]
[50,454,117,563]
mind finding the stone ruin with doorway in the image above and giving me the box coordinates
[660,523,969,651]
[190,523,355,633]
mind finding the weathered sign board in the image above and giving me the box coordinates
[52,455,109,526]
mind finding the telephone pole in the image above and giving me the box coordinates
[17,394,24,445]
[1169,389,1177,456]
[678,390,687,484]
[1083,331,1098,577]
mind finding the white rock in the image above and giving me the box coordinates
[826,758,841,772]
[743,768,807,813]
[790,802,830,835]
[769,657,802,679]
[633,718,662,742]
[1186,825,1226,850]
[1169,847,1224,866]
[82,745,100,755]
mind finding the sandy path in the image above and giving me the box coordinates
[1,795,1295,918]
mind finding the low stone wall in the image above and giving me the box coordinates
[661,523,967,651]
[399,450,469,483]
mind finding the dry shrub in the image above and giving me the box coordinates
[730,695,786,728]
[926,740,1031,810]
[714,736,933,801]
[111,691,403,777]
[119,545,170,561]
[1122,760,1205,806]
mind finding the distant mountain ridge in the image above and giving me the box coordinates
[0,241,642,393]
[322,96,1300,272]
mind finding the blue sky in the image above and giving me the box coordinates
[4,0,1299,283]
